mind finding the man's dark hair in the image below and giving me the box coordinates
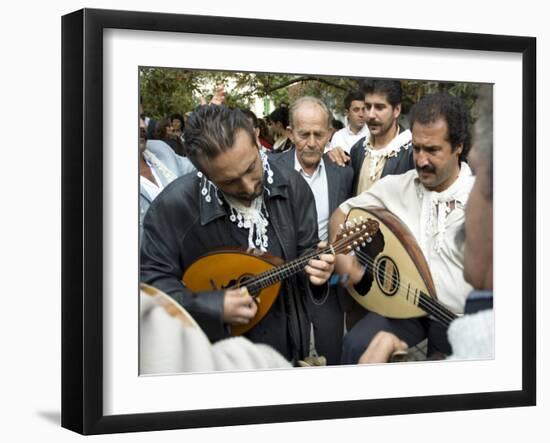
[360,79,402,108]
[269,106,289,128]
[182,105,256,169]
[409,92,471,162]
[240,108,259,128]
[170,112,185,128]
[344,90,366,110]
[332,118,344,130]
[154,117,172,139]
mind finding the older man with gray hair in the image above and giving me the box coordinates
[269,96,354,365]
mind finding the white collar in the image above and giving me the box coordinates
[345,124,368,137]
[293,150,325,178]
[364,128,412,157]
[416,162,474,254]
[414,162,473,205]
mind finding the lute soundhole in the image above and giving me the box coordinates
[374,256,400,296]
[220,274,260,297]
[352,229,385,296]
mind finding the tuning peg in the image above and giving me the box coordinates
[361,242,366,247]
[366,237,372,243]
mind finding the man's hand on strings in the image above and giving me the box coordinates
[304,241,335,285]
[223,287,257,325]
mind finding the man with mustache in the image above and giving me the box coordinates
[328,79,415,196]
[141,105,335,364]
[269,96,353,364]
[359,93,494,364]
[329,92,475,364]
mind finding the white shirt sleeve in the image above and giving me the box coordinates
[339,182,388,214]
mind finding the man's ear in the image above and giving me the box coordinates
[393,103,402,119]
[287,127,295,143]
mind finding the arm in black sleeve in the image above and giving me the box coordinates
[140,191,227,342]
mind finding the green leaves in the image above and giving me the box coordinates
[139,67,487,126]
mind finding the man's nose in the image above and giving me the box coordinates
[242,177,257,195]
[415,150,429,167]
[307,134,317,147]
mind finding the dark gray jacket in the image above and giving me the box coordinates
[269,149,354,217]
[268,149,353,364]
[140,159,322,361]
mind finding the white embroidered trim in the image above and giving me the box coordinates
[225,194,270,251]
[143,149,178,184]
[197,150,274,251]
[196,171,223,204]
[363,130,412,181]
[417,162,473,254]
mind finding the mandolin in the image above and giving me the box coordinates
[345,207,458,327]
[182,217,379,335]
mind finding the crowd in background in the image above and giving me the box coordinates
[138,77,494,373]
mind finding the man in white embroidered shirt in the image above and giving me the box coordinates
[328,91,369,155]
[329,92,475,364]
[328,79,415,197]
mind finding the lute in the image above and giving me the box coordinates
[182,217,379,335]
[345,207,458,327]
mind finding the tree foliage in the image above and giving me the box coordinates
[140,67,487,125]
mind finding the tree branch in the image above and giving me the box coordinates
[265,76,350,94]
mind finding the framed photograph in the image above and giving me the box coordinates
[61,8,536,435]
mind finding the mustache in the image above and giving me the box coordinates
[416,164,436,173]
[303,147,322,154]
[236,183,264,202]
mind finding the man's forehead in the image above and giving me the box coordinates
[207,140,258,180]
[293,106,330,130]
[349,100,365,109]
[365,92,390,104]
[412,118,449,137]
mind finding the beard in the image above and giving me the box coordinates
[367,118,394,136]
[228,179,264,205]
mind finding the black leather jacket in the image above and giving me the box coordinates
[140,160,322,361]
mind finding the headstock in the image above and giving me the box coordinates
[333,217,379,254]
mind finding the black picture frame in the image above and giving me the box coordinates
[61,8,536,435]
